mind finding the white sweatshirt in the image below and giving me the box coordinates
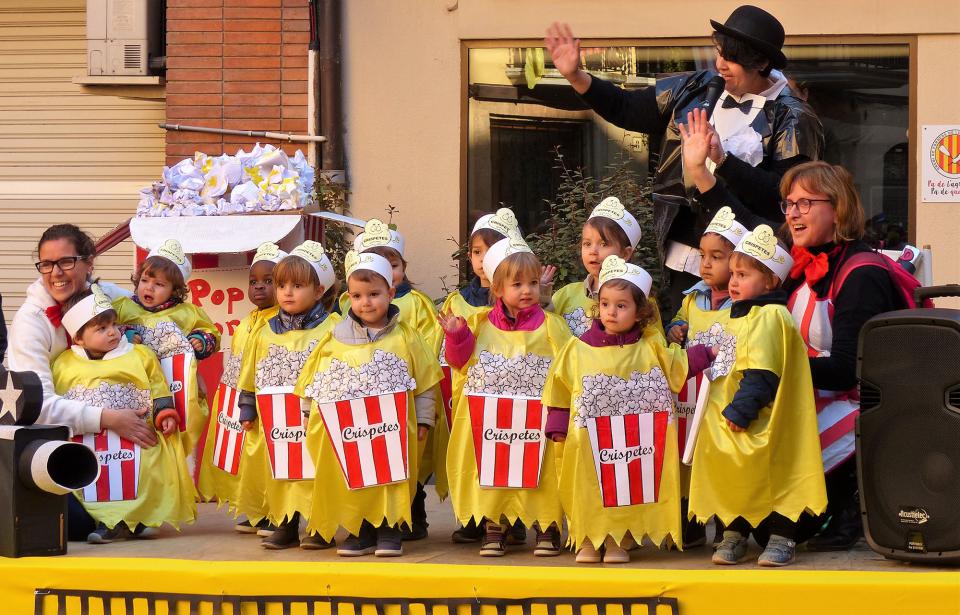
[8,278,131,435]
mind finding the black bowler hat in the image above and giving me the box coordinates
[710,5,787,69]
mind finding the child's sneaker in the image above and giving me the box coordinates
[533,523,562,557]
[131,524,159,539]
[375,525,404,557]
[86,523,130,544]
[337,523,376,557]
[479,522,506,557]
[300,533,335,550]
[575,539,601,564]
[682,520,707,549]
[256,521,277,538]
[451,519,484,543]
[506,520,527,546]
[757,534,796,567]
[261,519,299,550]
[711,531,749,565]
[234,519,258,534]
[602,536,630,563]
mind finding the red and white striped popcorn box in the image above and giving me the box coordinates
[72,430,139,502]
[211,382,245,475]
[467,394,547,489]
[159,352,194,433]
[673,371,704,459]
[585,411,668,507]
[257,386,316,480]
[680,376,712,466]
[317,390,410,490]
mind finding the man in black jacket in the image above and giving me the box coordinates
[546,5,824,313]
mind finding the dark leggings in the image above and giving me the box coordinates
[67,494,97,541]
[728,513,796,541]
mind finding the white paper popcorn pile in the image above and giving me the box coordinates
[564,307,591,338]
[137,144,315,217]
[466,351,552,398]
[220,352,243,389]
[303,349,416,404]
[136,321,194,360]
[254,341,319,390]
[573,367,672,427]
[64,383,151,412]
[688,322,737,378]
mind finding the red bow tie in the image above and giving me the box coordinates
[790,246,832,285]
[45,304,73,347]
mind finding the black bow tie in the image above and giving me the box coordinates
[721,96,754,115]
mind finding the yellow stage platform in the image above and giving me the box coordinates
[4,493,959,615]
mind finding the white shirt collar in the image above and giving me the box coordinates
[721,69,788,104]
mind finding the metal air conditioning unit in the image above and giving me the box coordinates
[86,0,163,76]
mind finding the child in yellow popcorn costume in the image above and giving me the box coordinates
[198,242,284,535]
[112,239,220,464]
[338,219,443,540]
[543,256,714,563]
[53,285,195,543]
[551,197,663,338]
[664,206,743,548]
[441,231,571,558]
[236,241,340,550]
[297,250,442,557]
[690,225,827,567]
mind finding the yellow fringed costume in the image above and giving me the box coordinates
[542,331,689,550]
[688,303,827,527]
[445,308,571,531]
[197,305,278,518]
[112,297,220,457]
[52,340,196,530]
[236,314,338,526]
[295,321,442,541]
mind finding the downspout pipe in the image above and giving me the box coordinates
[317,0,345,183]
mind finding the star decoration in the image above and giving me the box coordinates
[0,371,23,425]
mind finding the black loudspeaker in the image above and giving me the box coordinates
[0,368,99,557]
[857,285,960,564]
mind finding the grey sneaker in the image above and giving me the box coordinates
[533,524,562,557]
[86,523,130,544]
[711,531,749,565]
[375,525,404,557]
[479,522,506,557]
[758,534,796,567]
[338,523,377,557]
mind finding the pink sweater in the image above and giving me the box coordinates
[444,300,545,368]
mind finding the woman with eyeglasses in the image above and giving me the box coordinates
[8,225,158,538]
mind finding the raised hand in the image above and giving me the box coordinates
[540,264,557,286]
[544,22,591,94]
[438,309,467,335]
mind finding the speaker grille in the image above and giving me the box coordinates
[124,44,141,69]
[859,316,960,554]
[948,385,960,412]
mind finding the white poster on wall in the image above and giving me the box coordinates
[922,125,960,202]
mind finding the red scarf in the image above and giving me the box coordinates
[45,304,73,347]
[789,245,841,286]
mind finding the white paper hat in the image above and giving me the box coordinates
[589,196,642,249]
[734,224,794,282]
[148,238,192,281]
[353,218,405,257]
[472,207,519,238]
[482,229,533,280]
[288,240,336,290]
[344,249,394,289]
[251,241,287,266]
[62,284,115,338]
[703,206,749,246]
[598,255,653,297]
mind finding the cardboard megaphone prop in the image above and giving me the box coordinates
[0,367,99,557]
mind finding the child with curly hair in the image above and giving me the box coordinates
[296,250,442,557]
[440,231,571,558]
[54,285,195,543]
[113,239,220,462]
[542,256,714,563]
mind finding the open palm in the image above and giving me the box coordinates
[544,22,581,78]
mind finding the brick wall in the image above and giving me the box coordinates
[165,0,310,165]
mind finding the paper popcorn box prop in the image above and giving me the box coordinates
[159,352,195,434]
[211,383,245,475]
[467,394,547,489]
[317,391,410,490]
[72,431,141,503]
[680,377,712,466]
[586,411,667,507]
[439,366,454,431]
[257,387,316,480]
[673,372,705,459]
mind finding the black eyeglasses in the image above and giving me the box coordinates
[35,255,89,274]
[780,198,832,215]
